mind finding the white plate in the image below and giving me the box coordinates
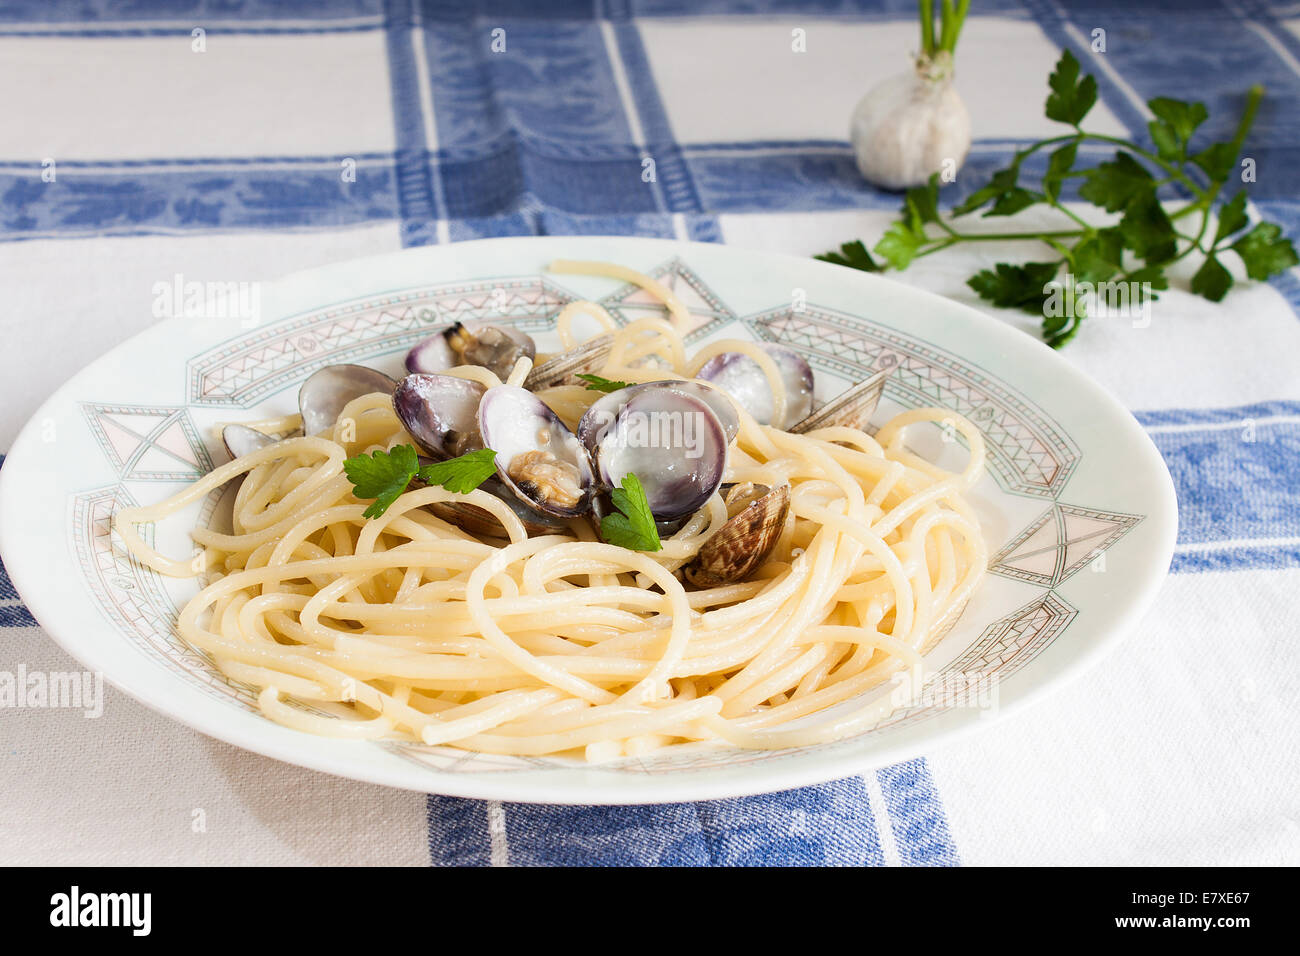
[0,237,1177,804]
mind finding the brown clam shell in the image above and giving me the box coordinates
[684,484,790,588]
[523,333,615,390]
[417,475,567,538]
[790,367,890,434]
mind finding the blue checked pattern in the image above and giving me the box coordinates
[1,0,1298,866]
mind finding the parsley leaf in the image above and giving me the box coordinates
[344,444,420,519]
[952,166,1019,217]
[1043,142,1078,202]
[1126,266,1169,300]
[1119,192,1178,263]
[1078,152,1155,213]
[1230,222,1300,280]
[1072,228,1124,284]
[575,373,635,393]
[345,445,500,518]
[874,220,927,270]
[1147,98,1208,163]
[984,187,1042,218]
[1190,142,1237,183]
[812,55,1286,349]
[1213,191,1249,245]
[967,261,1060,313]
[814,239,882,273]
[599,473,662,553]
[1191,255,1233,302]
[1045,50,1098,126]
[416,448,499,494]
[904,175,941,227]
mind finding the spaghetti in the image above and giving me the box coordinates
[114,264,987,761]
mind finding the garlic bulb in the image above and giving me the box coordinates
[850,52,971,191]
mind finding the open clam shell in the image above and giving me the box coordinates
[695,344,814,430]
[478,385,594,518]
[589,386,727,522]
[392,373,486,461]
[299,365,397,437]
[222,423,277,459]
[684,484,790,588]
[406,322,535,379]
[523,333,615,391]
[578,380,739,452]
[790,367,891,434]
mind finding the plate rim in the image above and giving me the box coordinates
[0,235,1179,804]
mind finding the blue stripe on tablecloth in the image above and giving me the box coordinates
[384,0,444,248]
[876,758,960,865]
[1134,400,1300,428]
[469,774,885,866]
[0,165,399,239]
[607,20,704,214]
[0,0,1032,28]
[1019,0,1151,143]
[0,560,17,603]
[1027,0,1300,155]
[421,15,660,221]
[1135,401,1300,572]
[426,794,494,866]
[0,455,37,625]
[0,0,385,22]
[1238,0,1300,77]
[3,137,1234,239]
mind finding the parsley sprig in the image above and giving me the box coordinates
[817,50,1298,348]
[576,373,633,393]
[346,443,664,555]
[599,473,662,552]
[343,444,498,519]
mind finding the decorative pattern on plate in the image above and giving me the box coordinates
[744,304,1079,499]
[187,277,578,408]
[75,257,1142,777]
[599,257,735,342]
[81,404,212,481]
[989,504,1143,587]
[867,592,1081,735]
[74,484,252,707]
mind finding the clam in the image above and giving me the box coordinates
[578,380,739,450]
[394,375,569,535]
[222,423,277,458]
[582,386,727,522]
[790,367,890,434]
[478,386,595,518]
[695,344,814,430]
[684,484,790,588]
[523,333,615,391]
[406,323,535,379]
[392,373,486,460]
[420,474,568,538]
[299,365,397,436]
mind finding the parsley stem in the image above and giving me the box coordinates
[1049,199,1094,233]
[1080,134,1207,198]
[937,229,1085,242]
[1169,85,1263,259]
